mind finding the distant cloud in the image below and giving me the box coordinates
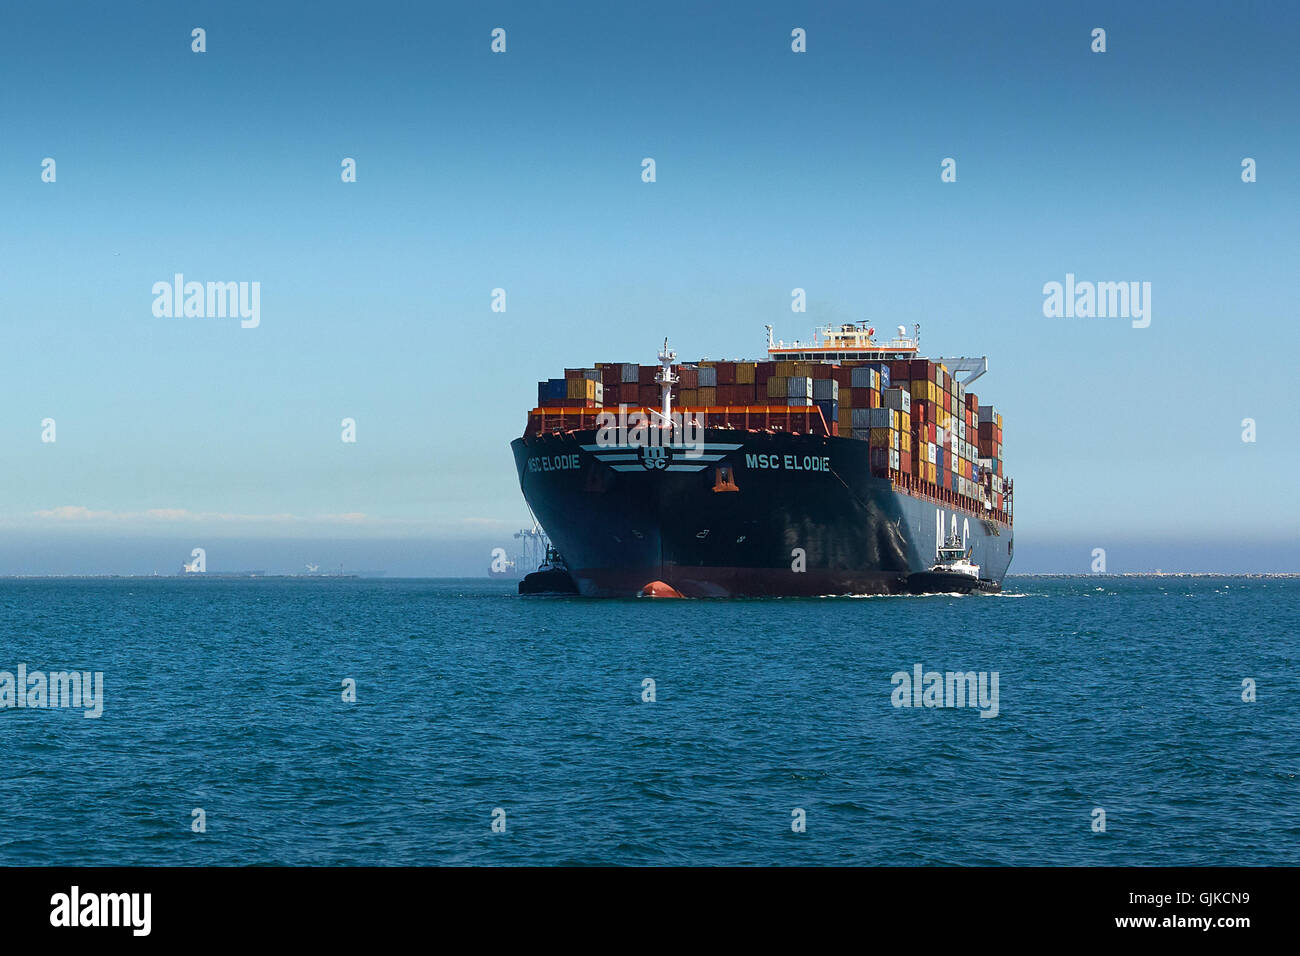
[34,505,115,521]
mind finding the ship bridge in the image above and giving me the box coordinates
[766,322,920,362]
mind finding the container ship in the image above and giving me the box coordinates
[510,323,1013,597]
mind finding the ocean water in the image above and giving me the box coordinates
[0,576,1296,866]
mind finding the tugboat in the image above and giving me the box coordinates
[518,545,579,595]
[906,534,1000,594]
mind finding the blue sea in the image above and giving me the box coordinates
[1,576,1296,866]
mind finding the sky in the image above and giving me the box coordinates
[1,1,1297,575]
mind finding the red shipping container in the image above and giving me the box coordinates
[755,362,775,385]
[679,366,699,389]
[900,450,912,472]
[832,366,852,388]
[893,361,912,382]
[638,384,659,406]
[811,363,833,380]
[639,365,657,385]
[603,384,620,405]
[717,362,736,385]
[731,383,756,404]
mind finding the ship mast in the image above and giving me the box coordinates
[655,337,677,425]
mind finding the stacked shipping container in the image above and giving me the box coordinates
[532,356,1010,520]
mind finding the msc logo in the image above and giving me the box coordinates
[639,445,671,470]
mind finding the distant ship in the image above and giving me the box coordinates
[512,324,1012,597]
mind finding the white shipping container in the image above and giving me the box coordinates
[859,408,893,428]
[787,376,812,398]
[812,379,839,400]
[850,366,878,389]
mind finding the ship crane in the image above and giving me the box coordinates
[931,355,988,386]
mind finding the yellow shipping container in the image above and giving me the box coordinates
[766,377,788,398]
[735,362,756,384]
[869,428,892,446]
[900,411,910,433]
[698,387,717,405]
[680,389,699,406]
[775,361,796,377]
[566,378,596,400]
[794,362,816,378]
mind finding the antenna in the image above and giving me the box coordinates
[655,337,678,424]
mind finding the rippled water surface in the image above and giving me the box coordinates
[1,576,1296,865]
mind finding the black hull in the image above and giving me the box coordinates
[518,567,579,595]
[511,429,1013,598]
[904,571,1001,595]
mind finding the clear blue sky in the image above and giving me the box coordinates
[1,1,1297,574]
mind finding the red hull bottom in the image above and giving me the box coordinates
[572,566,907,599]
